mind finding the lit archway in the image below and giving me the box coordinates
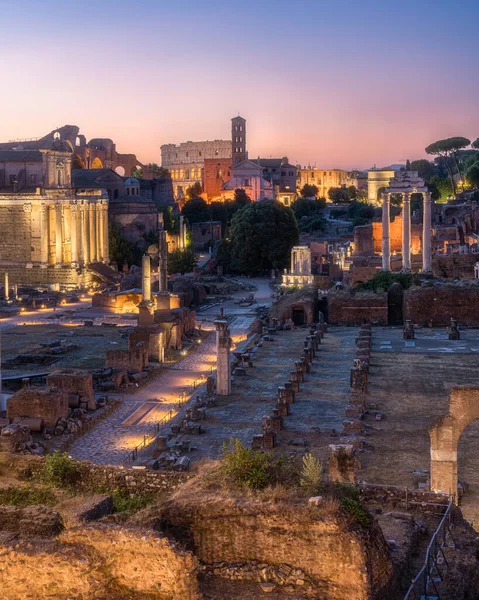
[91,157,103,169]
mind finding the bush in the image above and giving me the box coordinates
[0,486,57,507]
[111,489,154,514]
[44,451,82,487]
[300,453,322,489]
[221,439,272,489]
[359,271,421,292]
[341,497,370,528]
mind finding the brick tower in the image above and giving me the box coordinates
[231,115,247,165]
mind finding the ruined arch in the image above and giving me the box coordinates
[430,386,479,500]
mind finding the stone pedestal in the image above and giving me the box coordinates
[448,318,460,340]
[403,320,415,340]
[328,444,358,484]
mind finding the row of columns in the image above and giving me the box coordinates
[381,192,432,272]
[290,246,312,276]
[38,200,108,267]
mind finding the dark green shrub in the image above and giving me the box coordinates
[341,497,370,528]
[44,451,82,487]
[221,439,272,489]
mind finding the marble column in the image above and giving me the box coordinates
[62,205,71,264]
[402,193,411,271]
[71,204,78,265]
[98,204,104,262]
[103,203,109,263]
[55,204,62,266]
[82,204,90,264]
[142,254,151,302]
[423,192,432,272]
[290,248,296,273]
[4,272,9,300]
[95,203,102,261]
[381,193,391,270]
[40,204,49,267]
[89,203,96,262]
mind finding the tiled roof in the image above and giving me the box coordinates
[0,150,43,162]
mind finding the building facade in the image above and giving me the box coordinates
[220,159,273,202]
[0,149,108,290]
[297,168,356,200]
[203,158,232,202]
[161,116,248,200]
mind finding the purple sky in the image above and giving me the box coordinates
[1,0,478,169]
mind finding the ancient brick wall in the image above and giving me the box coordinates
[0,204,31,262]
[47,372,94,406]
[105,343,148,371]
[403,285,479,326]
[7,388,68,428]
[432,252,479,279]
[0,525,199,600]
[165,500,393,600]
[328,290,388,325]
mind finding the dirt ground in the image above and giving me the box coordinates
[1,324,128,374]
[360,328,479,528]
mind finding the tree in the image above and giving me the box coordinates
[348,200,375,223]
[300,184,319,198]
[131,166,143,179]
[185,181,203,200]
[72,154,85,170]
[234,188,251,205]
[466,162,479,189]
[109,222,137,267]
[429,175,453,202]
[167,248,197,275]
[230,200,299,274]
[147,163,170,178]
[328,187,351,203]
[292,197,325,219]
[410,159,436,183]
[182,197,210,224]
[472,138,479,150]
[425,137,471,196]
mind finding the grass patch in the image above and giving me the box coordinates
[111,489,154,515]
[0,486,57,507]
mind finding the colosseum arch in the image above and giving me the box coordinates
[430,386,479,500]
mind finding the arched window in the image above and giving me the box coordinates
[114,189,119,200]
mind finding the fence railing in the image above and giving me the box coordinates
[178,365,214,401]
[123,409,174,467]
[403,500,455,600]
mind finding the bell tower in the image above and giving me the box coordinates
[231,115,247,165]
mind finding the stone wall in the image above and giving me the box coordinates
[403,285,479,326]
[164,498,394,600]
[46,372,95,410]
[7,387,69,428]
[105,342,149,371]
[0,525,199,600]
[328,290,388,325]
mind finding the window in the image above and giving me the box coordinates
[240,126,243,131]
[311,172,315,178]
[329,172,332,176]
[215,150,219,155]
[199,151,202,156]
[324,172,327,176]
[239,137,242,142]
[126,188,130,195]
[186,152,189,157]
[289,171,294,176]
[244,178,250,186]
[281,171,286,176]
[240,147,243,153]
[114,189,119,199]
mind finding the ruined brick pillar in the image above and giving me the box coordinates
[215,318,231,396]
[448,318,460,341]
[289,371,300,392]
[138,254,155,326]
[328,444,358,484]
[350,365,368,393]
[284,382,295,404]
[295,361,305,382]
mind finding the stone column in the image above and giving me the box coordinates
[95,202,102,261]
[55,204,62,266]
[40,204,49,267]
[98,203,104,262]
[179,215,185,249]
[103,203,109,263]
[158,230,168,292]
[4,272,9,300]
[290,248,296,273]
[62,205,71,264]
[70,204,78,265]
[402,193,411,271]
[215,318,231,396]
[381,193,390,270]
[142,254,151,302]
[423,192,432,272]
[82,204,90,265]
[89,202,96,262]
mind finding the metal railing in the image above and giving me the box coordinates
[123,409,174,467]
[404,500,455,600]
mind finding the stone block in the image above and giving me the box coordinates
[7,387,68,428]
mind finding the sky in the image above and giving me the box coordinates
[1,0,479,170]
